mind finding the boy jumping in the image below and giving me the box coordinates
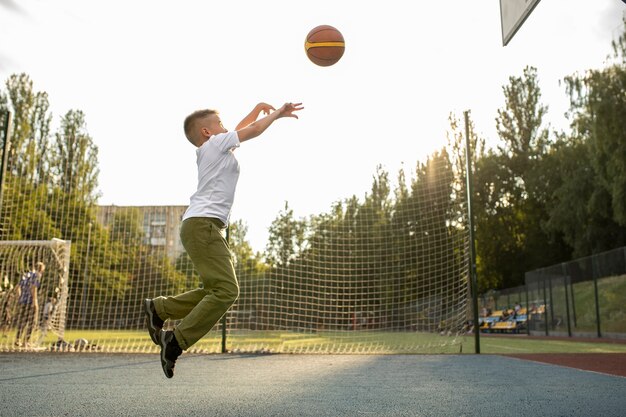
[144,102,303,378]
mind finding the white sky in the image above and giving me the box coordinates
[1,0,625,252]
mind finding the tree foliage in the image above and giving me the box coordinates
[564,23,626,224]
[473,66,571,290]
[51,110,100,203]
[0,74,185,328]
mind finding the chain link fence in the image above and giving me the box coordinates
[480,246,626,339]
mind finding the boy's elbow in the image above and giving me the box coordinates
[238,125,261,142]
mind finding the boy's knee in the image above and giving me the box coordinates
[225,282,240,305]
[211,276,239,307]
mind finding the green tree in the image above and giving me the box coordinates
[229,219,266,277]
[564,21,626,227]
[542,136,626,256]
[265,201,307,268]
[496,66,549,166]
[227,220,268,330]
[543,21,626,256]
[356,167,393,322]
[50,110,100,203]
[446,112,485,208]
[0,73,52,184]
[0,74,56,241]
[485,66,570,289]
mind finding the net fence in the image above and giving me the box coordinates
[525,247,626,338]
[0,107,471,354]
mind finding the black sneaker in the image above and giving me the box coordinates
[144,299,164,345]
[159,330,182,378]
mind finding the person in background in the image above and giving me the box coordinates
[15,262,44,347]
[37,294,57,345]
[0,283,17,338]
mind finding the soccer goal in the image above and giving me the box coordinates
[0,239,71,350]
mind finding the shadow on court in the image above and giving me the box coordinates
[0,353,624,416]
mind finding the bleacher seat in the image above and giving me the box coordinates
[491,321,517,333]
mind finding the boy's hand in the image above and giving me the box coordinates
[237,101,303,142]
[278,102,304,119]
[236,102,277,131]
[255,102,275,116]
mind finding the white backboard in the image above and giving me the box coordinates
[500,0,541,46]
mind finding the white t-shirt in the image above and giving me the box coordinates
[182,131,241,224]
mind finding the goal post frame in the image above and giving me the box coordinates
[0,239,71,345]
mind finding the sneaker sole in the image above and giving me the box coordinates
[144,299,161,345]
[160,335,175,378]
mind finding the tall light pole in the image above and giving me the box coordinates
[464,111,480,354]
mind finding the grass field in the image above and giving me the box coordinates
[465,335,626,354]
[4,329,626,354]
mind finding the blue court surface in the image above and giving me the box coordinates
[0,353,624,416]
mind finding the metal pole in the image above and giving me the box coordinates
[542,275,548,336]
[591,256,602,338]
[548,275,554,334]
[561,264,572,337]
[0,112,12,213]
[569,273,577,328]
[524,278,530,335]
[464,111,480,354]
[221,225,229,353]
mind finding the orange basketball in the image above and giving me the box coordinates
[304,25,345,67]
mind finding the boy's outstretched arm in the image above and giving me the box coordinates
[237,102,303,143]
[235,103,275,131]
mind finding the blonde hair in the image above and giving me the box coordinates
[183,109,218,146]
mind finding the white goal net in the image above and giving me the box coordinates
[0,239,71,350]
[0,103,470,354]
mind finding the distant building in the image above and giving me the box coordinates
[96,205,187,261]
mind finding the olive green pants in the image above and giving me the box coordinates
[153,217,239,350]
